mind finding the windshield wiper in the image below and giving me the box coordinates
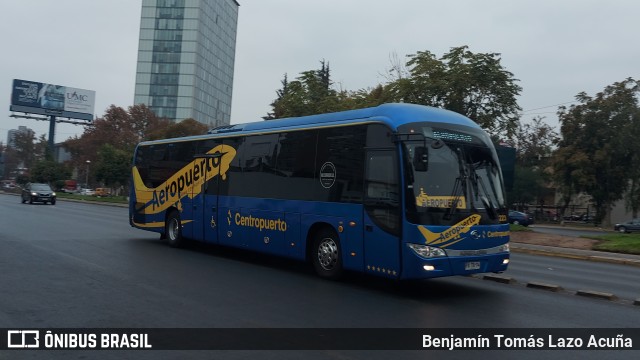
[469,165,498,220]
[443,148,468,221]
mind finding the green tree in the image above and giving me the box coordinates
[147,118,208,140]
[623,84,640,217]
[3,130,50,178]
[12,130,37,170]
[551,78,640,224]
[128,103,173,141]
[64,105,139,173]
[34,134,51,162]
[626,174,640,218]
[30,160,71,184]
[94,144,131,189]
[506,117,558,209]
[514,117,559,168]
[386,46,522,138]
[265,47,522,137]
[64,105,210,194]
[2,146,19,179]
[509,165,545,210]
[337,85,394,110]
[266,60,343,119]
[15,174,30,185]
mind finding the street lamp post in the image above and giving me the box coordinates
[85,160,91,189]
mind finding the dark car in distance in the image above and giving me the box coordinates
[21,183,56,205]
[614,219,640,233]
[508,210,533,226]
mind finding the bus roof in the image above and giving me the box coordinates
[139,103,480,146]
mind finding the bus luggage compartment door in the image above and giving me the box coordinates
[220,207,286,255]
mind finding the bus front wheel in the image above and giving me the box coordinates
[165,210,184,247]
[312,229,343,279]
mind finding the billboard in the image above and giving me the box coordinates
[10,79,95,121]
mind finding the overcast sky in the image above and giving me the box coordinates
[1,0,638,145]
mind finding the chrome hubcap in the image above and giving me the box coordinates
[168,218,179,240]
[317,238,338,270]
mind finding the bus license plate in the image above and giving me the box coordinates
[465,261,480,271]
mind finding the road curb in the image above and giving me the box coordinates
[526,281,562,292]
[482,274,514,284]
[479,276,624,303]
[576,290,617,301]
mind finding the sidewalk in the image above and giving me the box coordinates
[511,242,640,267]
[510,228,640,267]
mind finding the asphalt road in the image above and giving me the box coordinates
[1,194,639,359]
[505,252,640,301]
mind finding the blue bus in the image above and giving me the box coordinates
[129,103,510,279]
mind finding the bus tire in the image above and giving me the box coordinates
[312,229,343,279]
[165,210,184,248]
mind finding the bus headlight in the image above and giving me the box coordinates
[407,243,446,258]
[498,243,510,253]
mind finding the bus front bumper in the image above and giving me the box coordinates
[401,244,510,280]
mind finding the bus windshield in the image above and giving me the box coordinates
[400,122,507,226]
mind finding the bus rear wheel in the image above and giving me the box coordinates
[165,210,184,247]
[312,229,343,279]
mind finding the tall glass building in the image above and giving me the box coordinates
[134,0,239,128]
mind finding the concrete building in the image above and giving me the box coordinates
[6,126,34,149]
[134,0,239,128]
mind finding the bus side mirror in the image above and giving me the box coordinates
[413,146,428,172]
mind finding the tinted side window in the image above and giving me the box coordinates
[148,144,169,187]
[134,146,150,186]
[134,141,198,188]
[366,152,399,202]
[237,134,280,198]
[196,138,224,196]
[366,123,395,148]
[273,130,318,200]
[315,126,366,203]
[142,144,169,187]
[200,124,380,202]
[165,141,195,173]
[365,150,401,235]
[218,137,244,196]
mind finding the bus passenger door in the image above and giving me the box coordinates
[202,174,219,244]
[192,153,220,244]
[363,150,402,278]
